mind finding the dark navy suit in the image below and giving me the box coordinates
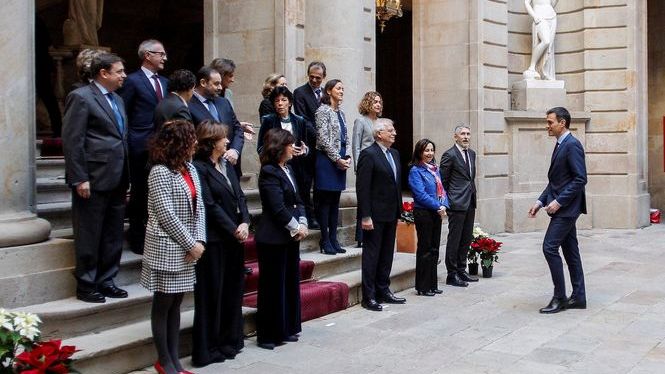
[117,70,168,254]
[538,132,587,300]
[189,95,245,176]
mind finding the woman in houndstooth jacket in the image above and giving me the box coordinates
[141,119,206,374]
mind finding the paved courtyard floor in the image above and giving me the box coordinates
[136,224,665,373]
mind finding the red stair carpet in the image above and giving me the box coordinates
[242,236,349,322]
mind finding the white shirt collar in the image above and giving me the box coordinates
[93,80,109,95]
[454,143,469,154]
[141,66,158,80]
[192,90,209,104]
[557,131,571,144]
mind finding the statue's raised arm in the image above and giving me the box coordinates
[523,0,558,80]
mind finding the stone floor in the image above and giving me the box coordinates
[132,224,665,374]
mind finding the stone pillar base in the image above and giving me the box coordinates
[511,79,566,111]
[0,212,51,248]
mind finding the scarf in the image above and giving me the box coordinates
[424,162,445,200]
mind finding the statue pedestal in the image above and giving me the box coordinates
[511,79,566,111]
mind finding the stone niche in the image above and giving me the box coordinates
[503,111,592,232]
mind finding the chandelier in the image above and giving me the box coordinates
[376,0,403,33]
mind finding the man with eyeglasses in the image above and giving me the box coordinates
[117,39,169,255]
[293,61,327,229]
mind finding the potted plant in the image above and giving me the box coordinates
[396,201,417,253]
[470,236,502,278]
[467,227,488,275]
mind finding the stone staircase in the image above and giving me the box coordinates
[4,154,418,374]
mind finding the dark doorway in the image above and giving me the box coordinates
[376,11,413,188]
[648,0,665,210]
[36,0,204,137]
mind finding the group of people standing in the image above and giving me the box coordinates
[61,35,588,374]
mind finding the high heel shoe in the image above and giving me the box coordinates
[331,240,346,254]
[319,241,337,255]
[417,290,436,296]
[430,288,443,294]
[154,361,167,374]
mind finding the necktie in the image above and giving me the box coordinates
[552,142,559,160]
[152,75,163,102]
[463,149,471,174]
[314,88,321,102]
[206,99,220,122]
[386,149,397,181]
[106,93,124,133]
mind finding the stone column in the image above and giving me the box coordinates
[0,0,51,247]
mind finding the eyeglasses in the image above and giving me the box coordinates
[147,50,167,58]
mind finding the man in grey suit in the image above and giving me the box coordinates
[440,125,479,287]
[62,53,130,303]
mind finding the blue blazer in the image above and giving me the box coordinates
[189,95,245,154]
[538,133,587,218]
[117,70,168,153]
[408,163,450,211]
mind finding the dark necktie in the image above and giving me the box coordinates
[106,93,124,133]
[386,149,397,181]
[314,88,322,102]
[206,99,220,122]
[152,74,163,102]
[552,142,559,159]
[463,149,470,173]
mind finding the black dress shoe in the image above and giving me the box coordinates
[446,274,468,287]
[417,290,435,296]
[566,297,587,310]
[539,297,567,314]
[430,288,443,294]
[284,335,299,342]
[76,290,106,303]
[99,285,128,298]
[319,241,337,255]
[257,342,275,350]
[361,299,383,311]
[377,291,406,304]
[331,240,346,254]
[219,346,237,359]
[458,271,479,282]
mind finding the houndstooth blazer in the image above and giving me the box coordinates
[143,162,206,273]
[315,104,347,162]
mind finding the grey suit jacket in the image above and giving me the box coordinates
[439,145,476,211]
[62,82,129,191]
[143,163,206,272]
[352,115,375,171]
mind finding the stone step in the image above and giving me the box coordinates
[36,176,70,204]
[36,157,66,179]
[63,253,416,374]
[0,241,142,309]
[37,201,75,231]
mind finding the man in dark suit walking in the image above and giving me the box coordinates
[189,66,244,177]
[153,69,196,130]
[117,39,169,254]
[293,61,326,229]
[529,106,587,314]
[440,125,479,287]
[356,118,406,311]
[62,53,129,303]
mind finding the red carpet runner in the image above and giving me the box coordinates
[242,236,349,322]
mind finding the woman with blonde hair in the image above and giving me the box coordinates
[259,73,288,118]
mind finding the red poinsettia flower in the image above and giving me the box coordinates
[402,201,414,212]
[15,339,78,374]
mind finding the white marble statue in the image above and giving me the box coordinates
[523,0,558,80]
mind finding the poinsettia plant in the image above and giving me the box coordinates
[14,339,79,374]
[400,201,415,224]
[471,237,503,268]
[467,226,489,264]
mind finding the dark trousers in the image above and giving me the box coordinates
[445,208,475,274]
[297,166,315,221]
[314,190,341,245]
[361,220,397,301]
[71,186,126,292]
[543,216,586,299]
[256,242,302,345]
[192,240,245,365]
[414,208,442,292]
[128,151,149,254]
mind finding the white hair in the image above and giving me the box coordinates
[138,39,163,60]
[372,118,394,139]
[454,124,470,135]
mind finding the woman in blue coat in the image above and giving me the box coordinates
[408,139,449,296]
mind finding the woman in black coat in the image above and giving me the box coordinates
[191,120,251,367]
[255,128,309,350]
